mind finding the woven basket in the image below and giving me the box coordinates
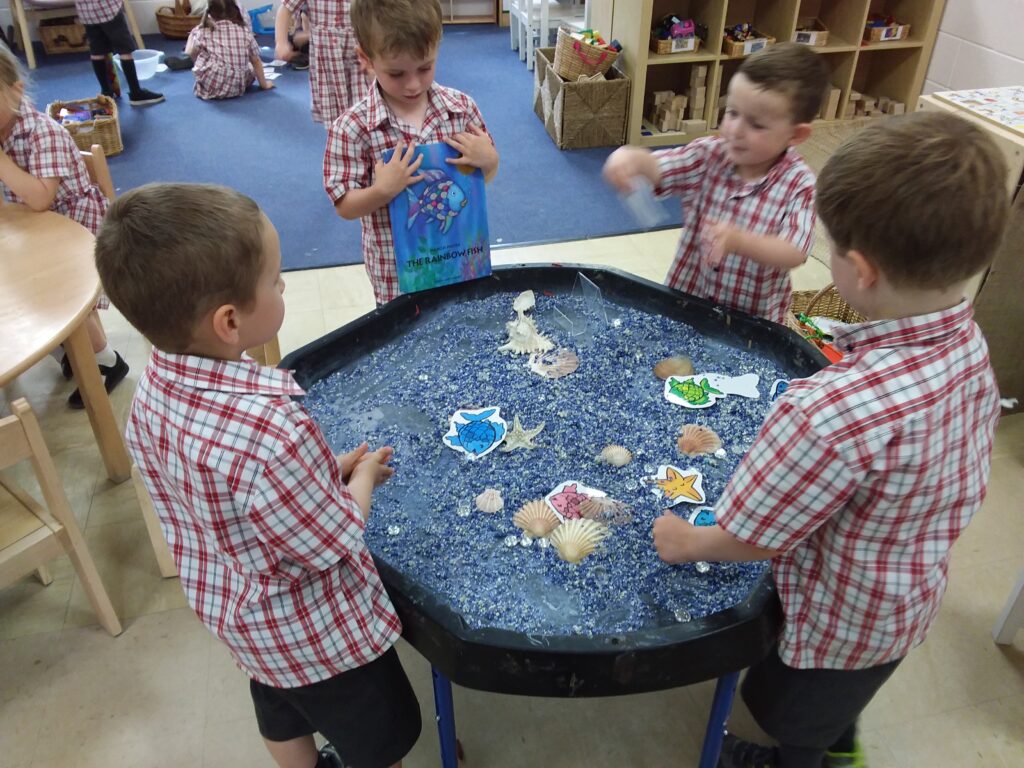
[787,283,864,336]
[553,27,619,81]
[39,17,89,54]
[156,0,201,39]
[47,95,123,157]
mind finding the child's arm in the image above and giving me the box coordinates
[603,146,661,194]
[251,51,273,89]
[343,446,395,521]
[653,511,779,564]
[702,223,808,270]
[334,141,425,220]
[184,25,201,57]
[444,125,499,183]
[0,153,59,212]
[273,4,295,61]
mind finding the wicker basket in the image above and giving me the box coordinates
[787,283,864,334]
[47,95,123,157]
[553,27,619,81]
[38,17,89,54]
[156,0,202,39]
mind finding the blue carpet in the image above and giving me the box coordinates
[22,25,681,271]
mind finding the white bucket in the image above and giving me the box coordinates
[115,49,162,80]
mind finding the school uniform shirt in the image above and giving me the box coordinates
[1,106,109,236]
[324,81,488,305]
[283,0,367,124]
[73,0,123,26]
[655,135,815,324]
[127,350,403,688]
[187,19,260,100]
[716,302,1000,670]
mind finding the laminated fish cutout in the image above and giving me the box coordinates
[444,407,507,460]
[544,480,607,522]
[664,373,761,409]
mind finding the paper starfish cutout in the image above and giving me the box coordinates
[656,467,704,502]
[499,416,545,452]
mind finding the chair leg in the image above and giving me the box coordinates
[58,527,123,636]
[11,0,36,69]
[993,567,1024,644]
[131,465,178,579]
[35,565,54,585]
[122,0,145,50]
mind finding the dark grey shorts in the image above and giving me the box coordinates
[83,10,135,56]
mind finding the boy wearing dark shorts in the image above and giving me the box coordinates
[74,0,163,105]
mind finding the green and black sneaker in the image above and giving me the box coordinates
[824,740,867,767]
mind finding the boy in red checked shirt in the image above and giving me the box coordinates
[324,0,499,306]
[653,112,1010,768]
[604,43,827,325]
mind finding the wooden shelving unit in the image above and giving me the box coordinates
[596,0,946,146]
[444,0,500,24]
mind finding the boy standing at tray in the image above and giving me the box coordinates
[603,42,827,325]
[95,182,421,768]
[324,0,499,305]
[652,111,1010,768]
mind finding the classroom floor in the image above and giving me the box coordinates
[2,232,1023,768]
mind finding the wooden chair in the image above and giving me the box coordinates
[10,0,145,70]
[130,465,177,579]
[0,398,122,635]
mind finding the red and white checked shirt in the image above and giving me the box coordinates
[716,302,1000,670]
[324,82,488,304]
[655,136,815,324]
[73,0,122,26]
[1,106,109,235]
[187,20,260,100]
[127,350,402,688]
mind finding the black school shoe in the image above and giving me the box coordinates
[291,52,310,70]
[718,734,778,768]
[59,353,73,380]
[317,744,343,768]
[129,88,165,106]
[68,352,130,410]
[164,54,194,70]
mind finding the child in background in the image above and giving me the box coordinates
[73,0,164,106]
[653,112,1010,768]
[324,0,499,305]
[0,43,129,408]
[96,182,421,768]
[274,0,367,125]
[186,0,273,100]
[603,43,827,324]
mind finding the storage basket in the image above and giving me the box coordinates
[553,27,619,81]
[722,29,775,57]
[38,17,89,54]
[156,0,201,39]
[650,35,701,55]
[787,284,864,333]
[46,95,123,157]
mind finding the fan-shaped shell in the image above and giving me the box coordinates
[598,444,632,467]
[475,488,504,514]
[676,425,723,457]
[529,348,580,379]
[654,355,695,380]
[549,519,610,564]
[512,500,561,538]
[578,497,633,526]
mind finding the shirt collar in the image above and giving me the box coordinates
[365,81,468,130]
[727,147,797,194]
[149,348,305,398]
[833,301,975,355]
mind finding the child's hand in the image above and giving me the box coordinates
[275,43,294,62]
[652,510,695,564]
[261,81,276,91]
[443,125,498,177]
[374,141,425,201]
[603,146,660,195]
[350,446,395,488]
[701,221,739,269]
[337,442,369,483]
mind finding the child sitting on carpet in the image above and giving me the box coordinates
[73,0,163,106]
[186,0,273,100]
[0,43,129,408]
[603,42,827,324]
[324,0,499,305]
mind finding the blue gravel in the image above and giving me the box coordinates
[304,290,789,637]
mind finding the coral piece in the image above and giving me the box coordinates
[676,424,723,457]
[498,315,555,355]
[549,518,610,564]
[499,415,545,452]
[475,488,504,514]
[654,355,694,380]
[598,444,632,467]
[512,500,561,538]
[579,497,633,526]
[528,348,580,379]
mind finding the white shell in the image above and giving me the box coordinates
[475,488,504,514]
[498,316,555,355]
[549,518,610,564]
[513,290,536,314]
[598,444,632,467]
[528,348,579,379]
[512,500,561,538]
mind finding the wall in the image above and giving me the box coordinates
[924,0,1024,93]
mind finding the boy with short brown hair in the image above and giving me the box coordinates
[96,182,421,768]
[653,111,1010,768]
[604,42,828,324]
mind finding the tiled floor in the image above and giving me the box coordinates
[1,231,1021,768]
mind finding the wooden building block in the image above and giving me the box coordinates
[821,86,841,120]
[671,94,689,111]
[654,90,675,106]
[889,101,905,115]
[682,118,708,134]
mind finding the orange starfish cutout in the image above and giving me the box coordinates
[656,467,705,502]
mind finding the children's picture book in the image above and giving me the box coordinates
[383,142,491,294]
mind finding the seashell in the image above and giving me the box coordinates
[498,316,555,355]
[528,348,579,379]
[598,444,632,467]
[512,500,561,538]
[513,290,536,315]
[475,488,504,514]
[578,497,633,526]
[654,355,695,380]
[676,425,723,457]
[549,518,610,564]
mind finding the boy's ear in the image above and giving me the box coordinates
[210,304,241,345]
[788,122,813,147]
[847,249,879,291]
[355,45,373,75]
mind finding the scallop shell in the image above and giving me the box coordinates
[676,425,723,457]
[512,500,561,538]
[528,348,580,379]
[598,444,633,467]
[475,488,504,514]
[549,518,610,564]
[654,355,695,380]
[513,290,536,314]
[578,497,633,526]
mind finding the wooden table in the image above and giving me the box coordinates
[0,204,131,483]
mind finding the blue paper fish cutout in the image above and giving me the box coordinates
[444,407,507,459]
[407,169,467,235]
[689,507,717,527]
[770,379,789,401]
